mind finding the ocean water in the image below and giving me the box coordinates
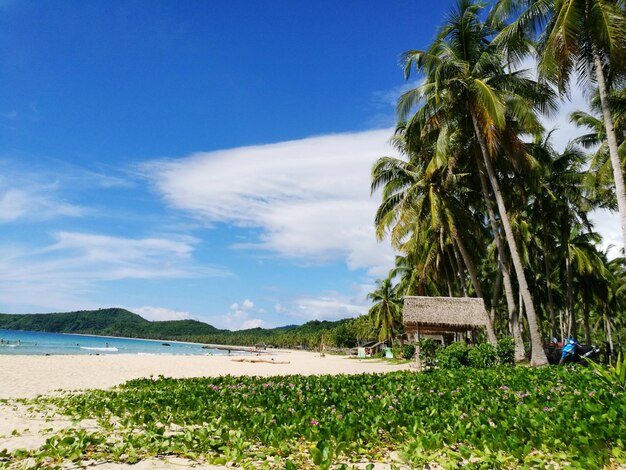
[0,329,231,356]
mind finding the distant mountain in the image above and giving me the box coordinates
[0,308,220,340]
[0,308,357,348]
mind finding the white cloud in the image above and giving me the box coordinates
[371,80,421,110]
[0,188,83,222]
[0,165,87,223]
[132,306,192,321]
[292,296,367,321]
[207,298,265,330]
[242,319,264,329]
[0,232,229,312]
[590,208,622,257]
[142,129,397,275]
[279,283,375,322]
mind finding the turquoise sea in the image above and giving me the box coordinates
[0,329,228,356]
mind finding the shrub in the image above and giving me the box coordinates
[417,338,439,366]
[402,344,416,359]
[586,352,626,393]
[496,337,515,365]
[435,341,469,369]
[468,343,497,368]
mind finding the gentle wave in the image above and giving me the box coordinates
[80,346,119,352]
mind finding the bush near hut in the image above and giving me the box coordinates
[392,344,416,359]
[419,338,516,369]
[417,338,439,366]
[402,343,416,359]
[435,341,469,368]
[496,337,516,365]
[467,343,497,368]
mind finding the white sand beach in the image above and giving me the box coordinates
[0,350,410,399]
[0,351,411,469]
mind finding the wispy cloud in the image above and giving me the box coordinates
[0,232,230,312]
[0,187,83,223]
[0,159,135,224]
[142,128,397,276]
[206,298,265,330]
[367,80,422,127]
[371,80,421,110]
[131,306,193,321]
[590,209,622,257]
[275,282,374,322]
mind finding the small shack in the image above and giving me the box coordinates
[357,340,387,357]
[403,296,490,345]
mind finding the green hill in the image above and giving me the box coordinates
[0,308,220,340]
[0,309,362,348]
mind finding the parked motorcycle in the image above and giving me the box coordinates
[545,338,601,365]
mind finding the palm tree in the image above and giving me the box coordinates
[492,0,626,246]
[372,128,499,343]
[398,0,551,364]
[605,254,626,358]
[571,86,626,210]
[367,277,403,345]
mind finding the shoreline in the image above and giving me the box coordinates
[0,350,410,400]
[1,327,211,347]
[0,327,266,354]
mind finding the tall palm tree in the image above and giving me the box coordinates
[367,277,403,345]
[571,86,626,210]
[492,0,626,246]
[372,129,499,343]
[398,0,552,364]
[528,140,594,336]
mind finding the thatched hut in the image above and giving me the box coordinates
[403,296,490,344]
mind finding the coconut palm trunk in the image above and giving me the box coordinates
[594,51,626,246]
[544,238,558,339]
[454,235,498,344]
[565,246,577,339]
[509,285,526,362]
[605,313,614,362]
[451,244,468,296]
[471,113,548,365]
[490,267,503,323]
[582,300,591,345]
[475,154,525,357]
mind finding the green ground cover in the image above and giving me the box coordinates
[2,367,625,469]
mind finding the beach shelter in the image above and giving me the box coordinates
[403,296,490,367]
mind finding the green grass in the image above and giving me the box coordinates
[2,366,625,469]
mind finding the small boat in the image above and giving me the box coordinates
[161,343,171,347]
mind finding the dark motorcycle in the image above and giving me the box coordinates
[545,338,601,365]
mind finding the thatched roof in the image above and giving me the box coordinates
[403,296,489,333]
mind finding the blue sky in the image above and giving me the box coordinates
[1,1,620,329]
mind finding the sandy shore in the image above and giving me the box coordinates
[0,350,410,399]
[0,351,411,468]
